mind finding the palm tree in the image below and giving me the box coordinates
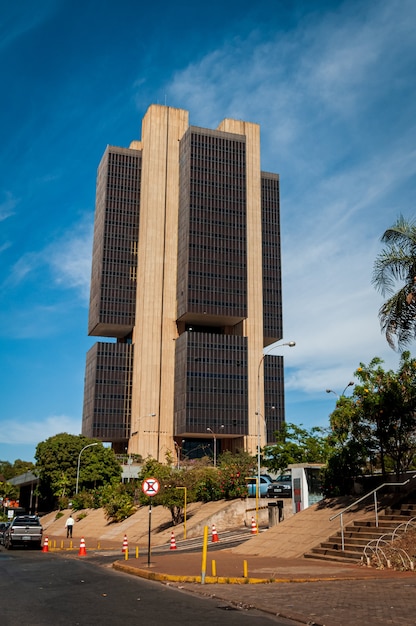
[372,215,416,350]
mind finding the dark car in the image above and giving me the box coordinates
[267,473,292,498]
[0,522,10,545]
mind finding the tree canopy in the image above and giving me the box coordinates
[0,459,34,481]
[329,353,416,479]
[263,423,332,475]
[373,215,416,350]
[35,433,121,504]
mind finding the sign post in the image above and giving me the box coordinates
[141,477,160,567]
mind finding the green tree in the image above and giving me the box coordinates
[35,433,121,504]
[0,480,19,502]
[136,458,191,525]
[0,459,35,480]
[373,215,416,350]
[263,423,332,475]
[329,354,416,480]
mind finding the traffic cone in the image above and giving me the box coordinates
[211,524,219,542]
[251,516,257,534]
[78,537,87,556]
[122,534,128,553]
[170,531,177,550]
[42,536,49,552]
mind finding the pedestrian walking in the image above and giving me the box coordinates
[65,514,74,538]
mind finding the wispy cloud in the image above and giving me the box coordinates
[0,0,62,53]
[161,0,416,402]
[48,216,93,302]
[0,191,18,221]
[0,415,81,445]
[5,215,93,301]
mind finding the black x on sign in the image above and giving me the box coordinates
[142,477,160,497]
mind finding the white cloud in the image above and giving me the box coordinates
[48,216,93,302]
[4,215,93,302]
[0,191,18,221]
[0,415,81,445]
[161,0,416,407]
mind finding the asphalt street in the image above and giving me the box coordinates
[0,548,301,626]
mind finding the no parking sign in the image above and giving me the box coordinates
[141,477,160,497]
[142,477,160,566]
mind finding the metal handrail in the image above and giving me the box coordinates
[329,476,416,551]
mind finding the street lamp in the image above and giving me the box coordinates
[131,413,156,437]
[174,440,185,469]
[326,382,354,398]
[207,426,224,467]
[176,486,187,539]
[75,442,98,495]
[256,341,296,501]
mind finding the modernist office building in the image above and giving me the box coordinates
[82,104,286,462]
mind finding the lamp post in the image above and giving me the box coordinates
[76,442,98,495]
[256,341,296,501]
[131,413,156,437]
[207,426,224,467]
[326,382,354,399]
[176,486,187,539]
[174,439,185,469]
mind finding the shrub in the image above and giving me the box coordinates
[101,483,136,522]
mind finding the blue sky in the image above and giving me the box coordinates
[1,0,415,463]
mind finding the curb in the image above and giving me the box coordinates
[112,561,390,585]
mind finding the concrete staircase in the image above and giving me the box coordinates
[305,503,416,564]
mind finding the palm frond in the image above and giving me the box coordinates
[378,288,416,351]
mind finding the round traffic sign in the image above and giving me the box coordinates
[142,477,160,497]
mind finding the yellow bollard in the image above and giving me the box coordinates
[243,560,248,578]
[135,546,139,559]
[70,540,73,550]
[97,541,100,549]
[60,540,63,549]
[124,548,129,560]
[201,525,208,584]
[211,560,216,577]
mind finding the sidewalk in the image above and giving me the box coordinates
[111,550,416,626]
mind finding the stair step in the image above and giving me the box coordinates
[305,548,361,563]
[353,519,404,527]
[306,499,416,565]
[320,537,368,550]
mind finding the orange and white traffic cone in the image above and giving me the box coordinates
[78,537,87,556]
[251,516,258,534]
[122,534,128,553]
[211,524,219,542]
[42,536,49,552]
[170,531,177,550]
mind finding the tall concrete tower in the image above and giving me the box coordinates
[82,104,285,463]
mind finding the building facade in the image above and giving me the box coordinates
[82,104,285,462]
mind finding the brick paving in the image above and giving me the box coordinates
[111,551,416,626]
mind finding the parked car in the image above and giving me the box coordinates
[267,473,292,498]
[247,475,273,497]
[0,522,10,545]
[3,515,43,550]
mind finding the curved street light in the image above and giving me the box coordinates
[326,381,354,398]
[131,412,156,437]
[207,426,224,467]
[75,442,98,494]
[256,341,296,503]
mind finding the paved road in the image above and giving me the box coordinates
[0,548,301,626]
